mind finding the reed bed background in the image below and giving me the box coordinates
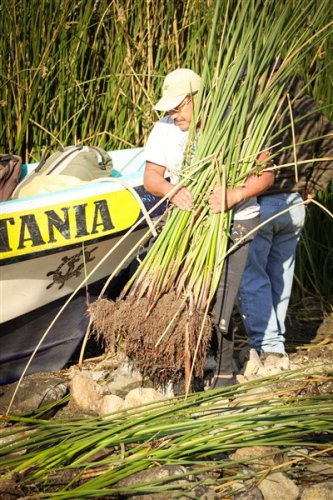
[1,0,331,306]
[0,0,211,160]
[293,26,333,308]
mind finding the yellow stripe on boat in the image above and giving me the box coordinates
[0,189,141,259]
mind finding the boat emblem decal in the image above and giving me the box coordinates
[46,247,97,289]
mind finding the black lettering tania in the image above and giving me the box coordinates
[0,199,115,253]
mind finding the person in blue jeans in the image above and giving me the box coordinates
[144,68,274,389]
[238,76,333,369]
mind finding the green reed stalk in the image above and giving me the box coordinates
[1,0,331,307]
[124,0,333,312]
[1,370,332,497]
[0,0,213,162]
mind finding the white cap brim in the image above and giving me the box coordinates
[153,94,187,112]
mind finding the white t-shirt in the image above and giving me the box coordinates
[144,116,189,184]
[144,115,259,220]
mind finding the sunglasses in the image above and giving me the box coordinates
[168,92,197,113]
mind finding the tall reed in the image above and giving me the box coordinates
[0,0,212,162]
[122,0,333,314]
[1,0,331,307]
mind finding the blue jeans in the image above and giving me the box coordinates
[238,193,306,354]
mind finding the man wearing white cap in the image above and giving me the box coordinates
[143,68,274,389]
[144,68,201,210]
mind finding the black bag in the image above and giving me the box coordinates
[0,154,23,201]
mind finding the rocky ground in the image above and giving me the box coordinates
[0,302,332,499]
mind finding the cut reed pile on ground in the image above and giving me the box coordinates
[1,370,332,498]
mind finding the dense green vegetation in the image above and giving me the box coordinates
[1,0,332,304]
[0,0,211,160]
[0,2,332,496]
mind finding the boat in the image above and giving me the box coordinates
[0,147,166,384]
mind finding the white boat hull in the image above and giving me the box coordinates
[0,147,165,383]
[1,228,148,323]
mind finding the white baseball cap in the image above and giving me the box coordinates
[153,68,201,111]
